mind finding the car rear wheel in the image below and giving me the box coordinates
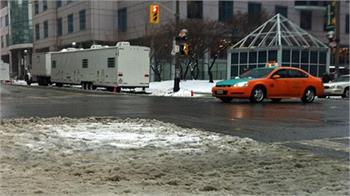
[271,98,282,103]
[220,97,233,103]
[301,88,315,103]
[250,87,266,103]
[342,87,349,98]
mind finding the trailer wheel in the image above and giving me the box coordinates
[92,84,97,90]
[82,82,87,90]
[88,83,93,90]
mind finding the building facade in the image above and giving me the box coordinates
[0,1,10,64]
[0,0,33,79]
[32,0,118,53]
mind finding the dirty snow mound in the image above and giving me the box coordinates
[0,117,349,195]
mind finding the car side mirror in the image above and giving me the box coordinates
[272,74,280,79]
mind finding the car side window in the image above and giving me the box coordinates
[273,69,288,78]
[289,69,308,78]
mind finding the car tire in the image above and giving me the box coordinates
[250,86,266,103]
[271,98,282,103]
[301,88,315,103]
[342,87,349,98]
[220,97,233,103]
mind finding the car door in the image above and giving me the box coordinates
[288,69,309,97]
[268,69,289,97]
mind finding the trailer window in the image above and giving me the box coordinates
[82,59,88,68]
[107,57,115,68]
[52,60,56,68]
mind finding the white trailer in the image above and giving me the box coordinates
[0,60,10,81]
[31,53,52,85]
[51,42,150,91]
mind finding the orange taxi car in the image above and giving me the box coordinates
[212,66,324,103]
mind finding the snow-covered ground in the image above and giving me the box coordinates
[146,80,217,97]
[0,117,349,195]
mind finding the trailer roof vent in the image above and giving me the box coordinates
[116,42,130,47]
[90,45,103,49]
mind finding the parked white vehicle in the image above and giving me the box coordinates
[323,75,349,98]
[36,42,150,91]
[30,53,52,85]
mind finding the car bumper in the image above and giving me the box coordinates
[324,88,344,96]
[212,86,251,98]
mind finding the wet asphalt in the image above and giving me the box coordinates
[1,84,349,159]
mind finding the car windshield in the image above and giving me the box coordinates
[240,67,275,79]
[333,76,350,82]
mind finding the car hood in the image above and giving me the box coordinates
[216,77,254,87]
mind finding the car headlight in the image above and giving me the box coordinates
[233,81,248,87]
[328,85,335,89]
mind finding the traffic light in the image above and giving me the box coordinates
[150,4,160,24]
[176,36,190,56]
[183,43,190,56]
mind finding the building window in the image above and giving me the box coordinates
[52,60,56,68]
[68,14,74,33]
[300,10,312,30]
[118,8,127,32]
[248,2,261,24]
[275,5,288,18]
[67,0,72,5]
[35,23,40,40]
[346,14,349,34]
[57,18,62,36]
[107,57,115,68]
[79,9,86,31]
[187,1,203,19]
[82,59,88,68]
[56,0,62,8]
[34,1,39,14]
[43,0,48,11]
[219,1,233,22]
[0,16,2,28]
[44,20,48,38]
[5,14,8,26]
[1,36,3,48]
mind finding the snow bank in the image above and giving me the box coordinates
[147,80,218,97]
[1,117,348,196]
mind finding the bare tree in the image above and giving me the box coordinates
[137,9,270,82]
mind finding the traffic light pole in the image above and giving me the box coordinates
[173,0,180,92]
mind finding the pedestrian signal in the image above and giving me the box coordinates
[150,4,160,24]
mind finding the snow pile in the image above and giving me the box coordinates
[48,122,203,149]
[147,80,218,97]
[10,80,38,86]
[1,117,349,196]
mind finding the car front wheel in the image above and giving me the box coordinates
[342,87,349,98]
[301,88,315,103]
[250,87,266,103]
